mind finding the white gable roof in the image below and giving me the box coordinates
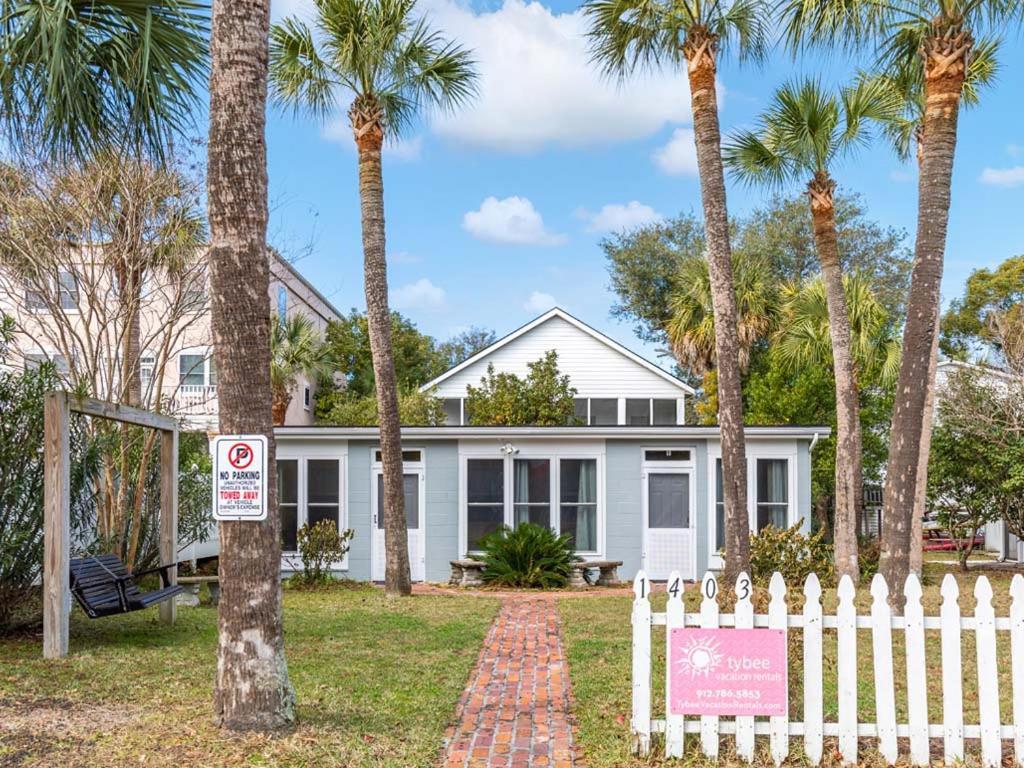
[423,308,695,398]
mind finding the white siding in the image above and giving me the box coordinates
[431,315,685,399]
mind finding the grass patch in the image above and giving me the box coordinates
[0,584,498,767]
[559,560,1021,767]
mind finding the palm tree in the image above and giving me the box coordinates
[0,0,208,161]
[778,0,1021,599]
[584,0,769,582]
[207,0,294,731]
[270,313,334,426]
[723,77,899,582]
[666,250,777,378]
[269,0,477,597]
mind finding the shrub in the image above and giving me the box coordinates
[477,523,579,589]
[749,522,834,588]
[293,521,354,586]
[858,537,881,582]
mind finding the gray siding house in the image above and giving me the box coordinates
[275,308,828,582]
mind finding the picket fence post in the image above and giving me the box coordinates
[1011,574,1024,767]
[975,575,1001,768]
[767,572,789,766]
[631,571,651,756]
[871,574,898,764]
[665,570,685,758]
[836,575,858,765]
[699,571,720,759]
[735,571,756,762]
[802,573,823,766]
[940,573,965,763]
[903,573,929,766]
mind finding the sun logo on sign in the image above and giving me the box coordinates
[675,635,723,679]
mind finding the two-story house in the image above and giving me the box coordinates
[275,308,828,582]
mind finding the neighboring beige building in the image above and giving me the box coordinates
[0,249,342,432]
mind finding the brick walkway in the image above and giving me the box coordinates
[443,597,580,768]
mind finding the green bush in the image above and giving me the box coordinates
[478,523,580,589]
[749,522,834,588]
[292,520,354,586]
[858,536,881,582]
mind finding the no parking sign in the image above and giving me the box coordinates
[212,435,268,521]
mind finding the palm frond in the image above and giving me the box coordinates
[715,0,771,64]
[269,18,337,120]
[723,129,795,190]
[582,0,680,79]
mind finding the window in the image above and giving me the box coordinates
[179,353,215,387]
[140,356,155,401]
[25,352,68,373]
[513,459,550,528]
[715,459,725,552]
[644,449,691,462]
[303,384,311,410]
[560,459,597,551]
[277,285,288,323]
[590,398,618,425]
[307,459,340,529]
[376,473,419,529]
[57,270,78,310]
[756,458,789,531]
[653,399,677,425]
[648,473,690,529]
[374,449,423,463]
[24,279,45,311]
[467,459,504,551]
[625,399,651,426]
[572,399,588,425]
[278,460,299,552]
[442,398,462,425]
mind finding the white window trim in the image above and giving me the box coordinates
[276,442,349,571]
[458,440,606,558]
[707,441,798,571]
[177,346,216,388]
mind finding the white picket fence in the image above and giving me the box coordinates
[632,569,1024,766]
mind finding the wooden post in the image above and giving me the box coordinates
[159,427,179,625]
[43,392,70,659]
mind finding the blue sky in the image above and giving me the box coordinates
[262,0,1024,367]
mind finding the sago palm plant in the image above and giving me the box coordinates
[478,524,579,590]
[584,0,771,582]
[723,77,900,582]
[777,0,1024,596]
[269,0,477,596]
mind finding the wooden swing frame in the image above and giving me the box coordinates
[43,391,179,659]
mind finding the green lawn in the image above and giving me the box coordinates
[0,585,498,768]
[559,561,1021,767]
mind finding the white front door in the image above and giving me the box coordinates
[642,470,695,580]
[372,471,425,582]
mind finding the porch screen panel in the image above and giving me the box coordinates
[376,473,419,528]
[560,459,597,551]
[589,398,617,426]
[307,459,339,529]
[625,399,651,426]
[278,459,298,551]
[653,399,677,425]
[467,459,504,550]
[514,459,550,528]
[756,458,788,531]
[648,473,689,528]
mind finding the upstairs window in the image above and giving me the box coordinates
[179,353,215,387]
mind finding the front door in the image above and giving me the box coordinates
[372,471,425,582]
[642,470,695,580]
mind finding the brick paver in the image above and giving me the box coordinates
[443,597,580,768]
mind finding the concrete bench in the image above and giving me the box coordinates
[449,559,486,587]
[177,576,221,606]
[571,560,624,588]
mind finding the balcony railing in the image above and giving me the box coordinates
[171,384,218,416]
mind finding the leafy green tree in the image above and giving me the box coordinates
[270,0,477,598]
[585,0,771,582]
[0,0,208,161]
[465,351,577,426]
[316,388,445,426]
[941,255,1024,368]
[437,327,497,368]
[270,314,334,425]
[778,0,1024,598]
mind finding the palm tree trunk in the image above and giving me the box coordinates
[353,109,412,597]
[808,173,861,583]
[685,34,749,582]
[880,26,970,603]
[272,388,291,426]
[208,0,294,730]
[910,305,940,576]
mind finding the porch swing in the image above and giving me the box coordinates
[43,392,182,657]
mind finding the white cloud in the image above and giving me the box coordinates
[462,196,566,245]
[391,278,447,312]
[523,291,557,313]
[652,128,699,176]
[577,201,663,233]
[979,166,1024,188]
[427,0,695,151]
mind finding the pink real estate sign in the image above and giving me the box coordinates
[668,628,788,717]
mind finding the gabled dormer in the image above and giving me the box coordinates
[421,307,694,425]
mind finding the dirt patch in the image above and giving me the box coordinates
[0,696,142,738]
